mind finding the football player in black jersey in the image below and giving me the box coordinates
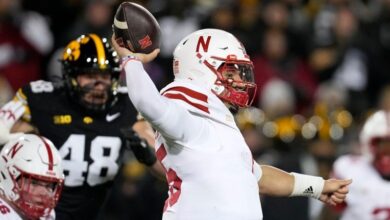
[0,33,159,219]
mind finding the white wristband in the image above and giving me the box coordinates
[290,172,325,199]
[120,55,140,69]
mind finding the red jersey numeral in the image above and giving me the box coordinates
[155,143,182,211]
[0,203,10,214]
[163,168,182,212]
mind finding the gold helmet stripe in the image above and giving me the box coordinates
[89,34,107,69]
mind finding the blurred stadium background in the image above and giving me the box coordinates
[0,0,388,219]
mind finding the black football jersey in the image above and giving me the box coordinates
[15,80,138,219]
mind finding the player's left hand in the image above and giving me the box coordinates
[319,179,352,206]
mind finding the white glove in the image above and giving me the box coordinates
[0,121,23,145]
[0,100,26,145]
[20,11,54,54]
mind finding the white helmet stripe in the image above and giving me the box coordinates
[114,18,128,29]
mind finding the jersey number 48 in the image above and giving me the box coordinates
[59,134,121,186]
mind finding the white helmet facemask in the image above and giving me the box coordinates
[173,29,257,108]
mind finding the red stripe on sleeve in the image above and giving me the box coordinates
[163,86,208,103]
[156,144,167,163]
[164,93,209,113]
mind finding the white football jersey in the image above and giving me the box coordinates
[125,61,263,220]
[333,155,390,220]
[0,197,55,220]
[0,198,22,220]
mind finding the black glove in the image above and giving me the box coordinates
[121,127,157,166]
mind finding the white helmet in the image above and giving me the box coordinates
[360,110,390,178]
[0,134,64,219]
[173,28,257,108]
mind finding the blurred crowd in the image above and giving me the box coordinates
[1,0,389,219]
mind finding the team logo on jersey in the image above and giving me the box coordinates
[53,115,72,124]
[83,116,93,124]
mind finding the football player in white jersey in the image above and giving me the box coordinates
[111,28,352,220]
[0,134,64,220]
[333,110,390,220]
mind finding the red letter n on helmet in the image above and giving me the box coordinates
[196,36,211,53]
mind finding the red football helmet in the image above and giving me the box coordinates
[360,110,390,179]
[173,29,257,108]
[0,134,64,219]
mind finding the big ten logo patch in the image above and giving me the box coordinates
[54,115,72,124]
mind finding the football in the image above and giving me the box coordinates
[113,2,161,53]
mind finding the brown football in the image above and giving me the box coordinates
[113,2,161,53]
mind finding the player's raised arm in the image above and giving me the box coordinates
[111,39,162,120]
[111,35,202,142]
